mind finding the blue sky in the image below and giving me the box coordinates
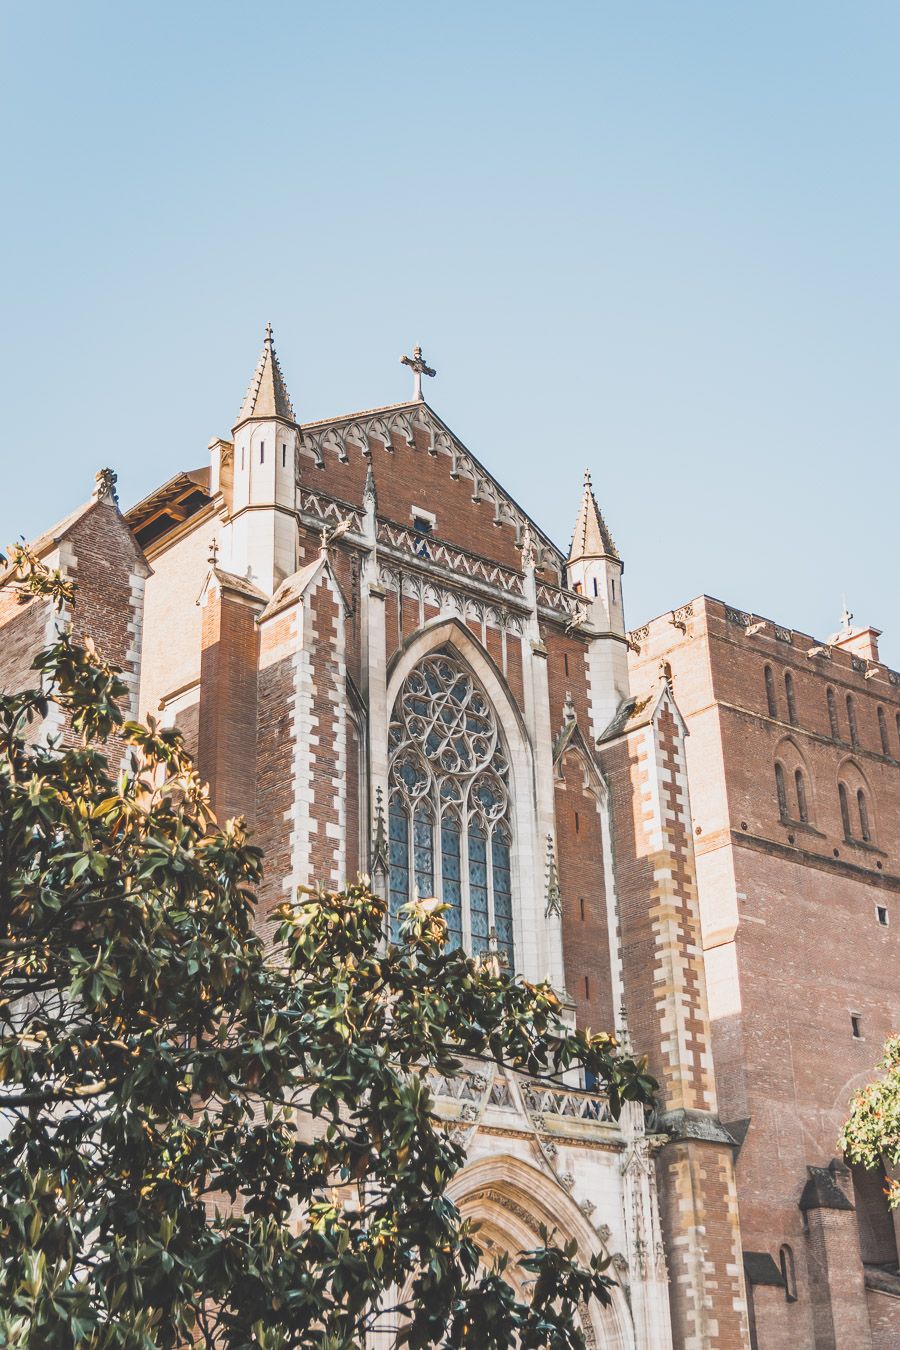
[2,3,898,659]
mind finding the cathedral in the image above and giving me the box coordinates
[4,326,900,1348]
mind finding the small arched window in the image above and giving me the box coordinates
[795,769,809,823]
[775,763,788,820]
[847,694,859,748]
[764,665,778,719]
[878,706,890,756]
[785,672,798,725]
[839,782,852,839]
[779,1245,797,1302]
[827,687,840,739]
[858,789,871,842]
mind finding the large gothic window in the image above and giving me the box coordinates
[388,651,514,969]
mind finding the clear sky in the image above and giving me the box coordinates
[2,3,898,660]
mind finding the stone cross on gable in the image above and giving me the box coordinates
[400,344,436,401]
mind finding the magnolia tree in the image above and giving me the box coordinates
[841,1036,900,1206]
[0,545,656,1349]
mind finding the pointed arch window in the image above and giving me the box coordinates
[764,665,778,719]
[785,671,798,725]
[388,651,514,969]
[878,706,890,756]
[795,769,809,823]
[858,789,871,842]
[827,686,840,739]
[839,782,852,839]
[775,762,788,820]
[846,694,860,748]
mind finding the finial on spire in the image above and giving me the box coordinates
[568,469,618,563]
[208,537,219,567]
[235,323,296,427]
[363,460,377,506]
[400,344,436,400]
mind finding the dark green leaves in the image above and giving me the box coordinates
[0,547,656,1348]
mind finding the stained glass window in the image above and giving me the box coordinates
[388,650,514,968]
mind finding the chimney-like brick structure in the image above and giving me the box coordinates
[198,574,263,828]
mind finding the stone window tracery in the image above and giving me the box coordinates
[388,650,514,968]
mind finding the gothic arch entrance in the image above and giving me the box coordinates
[447,1155,637,1349]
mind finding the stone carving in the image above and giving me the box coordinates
[775,626,793,643]
[544,834,562,918]
[300,403,561,567]
[298,489,363,538]
[536,580,592,626]
[725,606,752,627]
[377,563,525,635]
[93,467,118,504]
[670,603,694,634]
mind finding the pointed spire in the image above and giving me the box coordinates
[234,322,296,427]
[363,459,377,508]
[568,469,619,563]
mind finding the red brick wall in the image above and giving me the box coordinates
[198,585,261,828]
[554,749,614,1032]
[0,500,148,761]
[629,595,900,1349]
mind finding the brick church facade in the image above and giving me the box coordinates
[2,326,898,1347]
[630,600,900,1349]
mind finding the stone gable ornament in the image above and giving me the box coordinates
[92,467,118,504]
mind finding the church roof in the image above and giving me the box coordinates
[125,468,212,551]
[568,470,618,563]
[234,323,296,427]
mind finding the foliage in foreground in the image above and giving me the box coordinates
[840,1035,900,1207]
[0,544,656,1348]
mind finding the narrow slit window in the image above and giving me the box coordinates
[827,687,840,739]
[851,1013,863,1039]
[775,762,788,820]
[579,896,585,921]
[795,769,808,823]
[877,905,888,927]
[779,1245,797,1303]
[858,789,871,842]
[847,694,859,748]
[584,975,590,999]
[764,665,778,718]
[260,440,265,464]
[282,444,287,468]
[592,577,598,596]
[785,671,798,725]
[839,782,852,838]
[878,706,890,755]
[564,653,569,676]
[574,811,580,834]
